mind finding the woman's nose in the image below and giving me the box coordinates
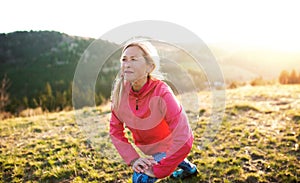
[122,62,131,68]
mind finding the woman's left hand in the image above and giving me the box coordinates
[132,157,157,173]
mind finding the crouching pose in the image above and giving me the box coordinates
[109,40,197,182]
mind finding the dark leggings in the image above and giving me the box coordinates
[132,153,194,183]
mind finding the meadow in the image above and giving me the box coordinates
[0,85,299,182]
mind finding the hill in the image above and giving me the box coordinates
[0,31,119,113]
[1,31,300,114]
[0,85,299,182]
[210,44,300,81]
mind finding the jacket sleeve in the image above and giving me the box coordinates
[152,89,194,178]
[109,110,140,165]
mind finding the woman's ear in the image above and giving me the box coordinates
[147,64,155,73]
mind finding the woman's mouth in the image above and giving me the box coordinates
[124,71,133,74]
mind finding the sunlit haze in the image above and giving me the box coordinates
[1,0,300,52]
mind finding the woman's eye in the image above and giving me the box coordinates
[121,57,138,62]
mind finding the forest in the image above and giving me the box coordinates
[0,31,118,115]
[0,31,299,118]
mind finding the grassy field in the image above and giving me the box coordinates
[0,85,299,182]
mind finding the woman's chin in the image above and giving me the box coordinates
[124,77,135,82]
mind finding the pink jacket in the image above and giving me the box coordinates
[110,78,193,178]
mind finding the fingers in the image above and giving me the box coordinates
[147,157,158,165]
[132,157,157,173]
[143,157,157,166]
[132,163,144,173]
[136,158,151,171]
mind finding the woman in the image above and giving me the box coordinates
[109,39,197,183]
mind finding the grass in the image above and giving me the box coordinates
[1,85,300,182]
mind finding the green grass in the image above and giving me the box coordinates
[1,85,300,182]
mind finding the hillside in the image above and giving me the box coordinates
[0,31,119,112]
[210,44,300,81]
[0,85,299,182]
[219,64,259,82]
[1,31,300,114]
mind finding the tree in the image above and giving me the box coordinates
[279,70,289,84]
[289,69,298,84]
[39,82,55,111]
[0,74,11,112]
[23,96,29,108]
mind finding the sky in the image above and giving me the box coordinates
[1,0,300,52]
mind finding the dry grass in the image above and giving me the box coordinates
[0,85,299,182]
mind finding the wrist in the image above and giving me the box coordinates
[130,158,139,166]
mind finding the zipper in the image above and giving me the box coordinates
[135,98,138,110]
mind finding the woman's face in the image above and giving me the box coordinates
[121,46,152,82]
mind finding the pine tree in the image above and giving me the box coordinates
[0,74,11,112]
[40,82,55,111]
[289,69,298,84]
[23,96,29,108]
[279,70,289,84]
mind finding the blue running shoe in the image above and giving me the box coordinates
[171,160,197,179]
[170,167,197,179]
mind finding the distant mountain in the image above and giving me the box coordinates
[209,44,300,82]
[219,64,259,82]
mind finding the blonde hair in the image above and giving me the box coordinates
[111,39,163,110]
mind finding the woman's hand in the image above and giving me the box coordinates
[131,157,157,175]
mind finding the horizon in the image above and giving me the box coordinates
[2,29,300,54]
[1,29,299,82]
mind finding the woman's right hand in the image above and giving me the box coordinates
[131,157,157,173]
